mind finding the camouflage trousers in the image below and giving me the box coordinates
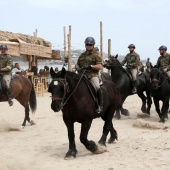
[3,75,11,88]
[128,69,138,81]
[90,77,100,91]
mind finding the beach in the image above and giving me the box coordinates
[0,93,170,170]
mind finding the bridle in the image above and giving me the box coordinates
[50,71,85,108]
[151,77,165,88]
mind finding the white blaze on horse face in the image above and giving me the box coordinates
[54,81,58,85]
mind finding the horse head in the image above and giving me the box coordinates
[49,67,69,112]
[104,54,120,69]
[150,68,162,90]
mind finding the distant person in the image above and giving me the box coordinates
[55,67,59,73]
[44,65,49,71]
[145,58,153,72]
[94,47,99,53]
[28,62,38,76]
[11,63,23,76]
[121,44,140,93]
[155,45,170,78]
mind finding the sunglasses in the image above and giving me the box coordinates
[86,44,93,46]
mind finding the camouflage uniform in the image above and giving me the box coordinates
[0,53,13,88]
[145,61,153,72]
[155,53,170,77]
[121,51,140,81]
[77,50,102,91]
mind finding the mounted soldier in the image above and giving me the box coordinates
[0,44,13,106]
[154,45,170,79]
[145,58,153,72]
[121,44,140,93]
[75,36,103,113]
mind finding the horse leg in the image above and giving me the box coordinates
[114,109,121,119]
[21,105,30,127]
[80,120,105,154]
[137,91,147,113]
[153,98,161,121]
[99,108,116,146]
[108,121,118,143]
[146,89,152,114]
[160,97,169,123]
[64,120,77,159]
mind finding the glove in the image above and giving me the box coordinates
[82,65,92,70]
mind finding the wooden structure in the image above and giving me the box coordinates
[0,30,61,67]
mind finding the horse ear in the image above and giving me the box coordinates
[50,67,56,78]
[60,67,66,78]
[115,54,118,58]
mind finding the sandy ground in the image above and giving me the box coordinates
[0,93,170,170]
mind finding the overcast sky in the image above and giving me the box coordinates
[1,0,170,64]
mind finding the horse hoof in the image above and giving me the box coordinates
[121,109,130,116]
[93,145,107,154]
[64,156,75,160]
[29,120,36,126]
[108,137,117,144]
[20,126,25,129]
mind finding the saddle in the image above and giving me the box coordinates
[82,76,98,104]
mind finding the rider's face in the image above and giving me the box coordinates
[85,44,94,51]
[159,50,165,55]
[129,48,134,53]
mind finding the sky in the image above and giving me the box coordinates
[1,0,170,64]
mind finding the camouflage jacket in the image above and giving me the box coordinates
[0,53,13,75]
[156,53,170,71]
[121,51,140,69]
[76,50,102,79]
[145,61,153,69]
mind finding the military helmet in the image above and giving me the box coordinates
[147,58,150,60]
[128,44,135,49]
[0,44,8,50]
[84,37,95,45]
[158,45,167,51]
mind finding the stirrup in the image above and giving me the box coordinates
[8,99,13,106]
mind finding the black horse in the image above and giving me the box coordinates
[48,67,120,159]
[150,68,170,123]
[104,55,152,118]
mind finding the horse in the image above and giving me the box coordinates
[104,55,152,119]
[0,74,37,127]
[149,68,170,123]
[48,67,120,159]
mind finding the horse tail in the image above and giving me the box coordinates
[29,84,37,113]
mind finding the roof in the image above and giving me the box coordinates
[0,30,60,60]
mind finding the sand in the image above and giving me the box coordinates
[0,93,170,170]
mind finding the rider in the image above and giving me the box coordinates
[145,58,153,72]
[76,37,103,113]
[155,45,170,78]
[121,44,140,93]
[0,44,13,106]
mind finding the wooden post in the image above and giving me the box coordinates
[108,39,111,74]
[69,25,72,66]
[67,34,72,71]
[100,21,103,71]
[63,26,67,59]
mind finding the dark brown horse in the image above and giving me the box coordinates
[0,74,37,127]
[48,67,120,159]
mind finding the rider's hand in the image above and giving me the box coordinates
[83,65,92,70]
[163,68,168,72]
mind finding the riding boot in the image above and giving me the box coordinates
[6,88,13,106]
[132,80,137,94]
[96,88,103,114]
